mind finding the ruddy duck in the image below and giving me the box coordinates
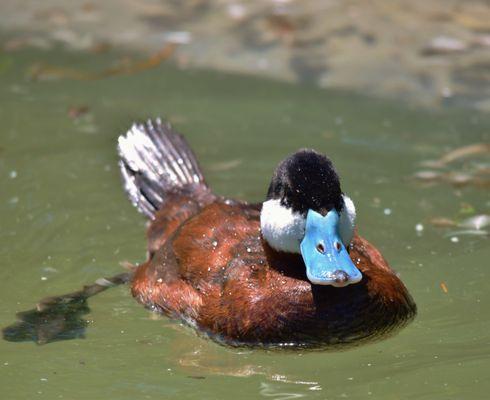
[118,118,416,348]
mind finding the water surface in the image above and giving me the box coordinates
[0,48,489,399]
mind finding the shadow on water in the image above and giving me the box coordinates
[3,296,90,344]
[2,271,132,344]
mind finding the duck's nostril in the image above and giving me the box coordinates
[331,270,349,283]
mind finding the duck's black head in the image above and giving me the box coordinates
[266,149,343,216]
[261,149,360,287]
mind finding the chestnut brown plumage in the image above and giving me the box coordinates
[132,196,416,348]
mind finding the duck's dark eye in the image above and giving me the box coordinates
[316,243,325,254]
[334,241,342,252]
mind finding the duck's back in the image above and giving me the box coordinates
[132,201,265,332]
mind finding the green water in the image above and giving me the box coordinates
[1,48,489,399]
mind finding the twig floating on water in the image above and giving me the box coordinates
[28,43,177,81]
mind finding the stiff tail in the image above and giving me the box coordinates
[117,118,208,219]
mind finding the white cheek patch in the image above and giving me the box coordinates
[339,195,356,246]
[261,196,356,253]
[260,199,305,254]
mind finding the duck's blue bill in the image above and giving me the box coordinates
[300,209,362,287]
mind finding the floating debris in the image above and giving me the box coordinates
[459,214,490,230]
[413,170,442,181]
[28,43,177,81]
[429,214,490,236]
[445,172,475,187]
[458,214,490,230]
[429,217,457,228]
[440,282,449,294]
[413,170,490,188]
[424,143,490,168]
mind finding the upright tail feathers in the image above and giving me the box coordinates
[117,118,208,219]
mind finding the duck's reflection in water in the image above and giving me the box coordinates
[162,322,323,398]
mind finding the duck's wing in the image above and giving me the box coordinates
[131,202,263,322]
[349,234,417,317]
[146,190,216,256]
